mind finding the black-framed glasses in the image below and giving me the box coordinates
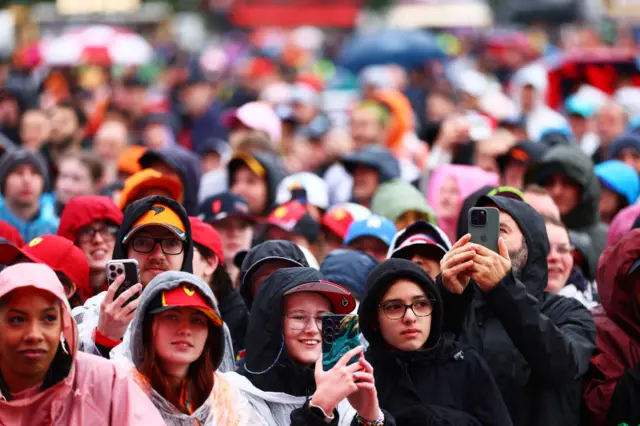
[283,311,327,330]
[77,225,119,244]
[130,236,184,255]
[378,298,436,320]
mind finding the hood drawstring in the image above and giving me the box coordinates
[244,334,285,376]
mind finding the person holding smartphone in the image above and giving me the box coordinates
[127,270,261,425]
[358,258,512,425]
[438,195,596,426]
[225,267,392,425]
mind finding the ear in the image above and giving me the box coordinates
[65,282,77,299]
[204,255,219,280]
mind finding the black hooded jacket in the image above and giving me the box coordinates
[440,196,596,426]
[139,146,202,216]
[528,145,608,257]
[359,259,512,426]
[228,152,287,217]
[238,240,308,310]
[113,195,194,273]
[605,360,640,426]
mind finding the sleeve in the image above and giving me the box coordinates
[437,275,475,336]
[464,349,513,426]
[483,272,596,385]
[74,293,106,357]
[109,369,168,425]
[290,400,341,426]
[604,362,640,426]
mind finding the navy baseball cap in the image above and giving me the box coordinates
[389,221,451,261]
[198,191,256,224]
[344,215,397,247]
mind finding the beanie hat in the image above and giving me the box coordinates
[0,149,49,193]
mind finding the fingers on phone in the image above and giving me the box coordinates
[114,283,142,307]
[336,346,363,368]
[105,274,125,301]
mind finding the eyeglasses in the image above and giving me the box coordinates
[130,236,184,255]
[550,243,574,256]
[378,298,435,320]
[283,311,327,330]
[77,225,119,244]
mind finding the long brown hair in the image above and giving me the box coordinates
[139,313,220,413]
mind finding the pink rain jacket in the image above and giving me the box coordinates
[0,263,167,426]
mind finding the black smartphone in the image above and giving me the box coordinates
[322,314,361,371]
[468,207,500,253]
[106,259,141,306]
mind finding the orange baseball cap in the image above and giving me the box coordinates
[119,169,184,211]
[123,203,186,243]
[149,284,222,327]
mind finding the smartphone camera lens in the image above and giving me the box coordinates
[471,209,487,227]
[117,268,123,275]
[109,264,116,271]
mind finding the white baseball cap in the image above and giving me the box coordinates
[276,172,329,210]
[223,102,282,144]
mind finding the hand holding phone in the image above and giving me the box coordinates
[468,207,500,253]
[322,314,361,371]
[96,260,142,342]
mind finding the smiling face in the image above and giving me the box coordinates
[76,220,118,273]
[152,307,209,376]
[0,288,62,393]
[377,279,432,351]
[283,292,331,365]
[545,222,573,293]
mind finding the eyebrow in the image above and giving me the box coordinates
[8,306,58,315]
[381,295,428,304]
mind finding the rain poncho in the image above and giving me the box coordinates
[128,271,262,426]
[370,179,436,225]
[0,263,166,425]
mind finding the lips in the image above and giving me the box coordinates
[299,339,320,347]
[171,341,193,349]
[20,349,47,360]
[401,329,420,337]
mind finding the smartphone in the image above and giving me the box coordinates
[322,314,361,371]
[106,259,141,306]
[468,207,500,253]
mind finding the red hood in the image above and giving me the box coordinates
[596,228,640,340]
[58,196,123,241]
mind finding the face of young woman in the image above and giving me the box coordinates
[152,307,209,375]
[377,279,432,352]
[283,292,331,366]
[0,288,62,392]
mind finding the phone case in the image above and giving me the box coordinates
[322,314,360,371]
[468,207,500,253]
[106,259,141,302]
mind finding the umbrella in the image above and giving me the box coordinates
[337,29,445,73]
[543,48,640,109]
[41,25,154,66]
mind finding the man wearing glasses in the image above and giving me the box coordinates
[58,195,124,297]
[73,195,194,359]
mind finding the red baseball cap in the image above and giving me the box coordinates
[284,280,356,314]
[321,203,371,240]
[189,217,224,264]
[0,235,90,299]
[0,220,24,247]
[148,284,223,327]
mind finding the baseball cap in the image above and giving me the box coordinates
[199,191,255,224]
[284,280,355,314]
[189,217,224,265]
[223,102,282,144]
[123,203,187,243]
[296,114,330,141]
[344,215,397,247]
[390,221,450,261]
[228,153,266,179]
[119,169,183,211]
[321,203,371,240]
[276,172,329,210]
[0,235,89,293]
[148,284,222,326]
[267,201,320,244]
[0,221,23,247]
[117,145,146,176]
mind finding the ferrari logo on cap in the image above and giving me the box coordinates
[274,206,288,219]
[183,285,196,296]
[212,200,222,214]
[28,237,43,247]
[333,209,347,220]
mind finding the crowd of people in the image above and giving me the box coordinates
[0,27,639,426]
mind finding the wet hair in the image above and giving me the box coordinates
[139,311,217,413]
[59,151,104,184]
[194,242,234,302]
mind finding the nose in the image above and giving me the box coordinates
[149,241,166,259]
[177,318,192,335]
[24,321,44,342]
[403,306,417,324]
[92,231,105,244]
[303,317,321,333]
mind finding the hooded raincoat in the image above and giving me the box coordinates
[128,271,262,426]
[370,179,436,225]
[359,259,512,426]
[139,146,202,216]
[238,240,308,310]
[72,196,235,371]
[228,152,287,217]
[529,145,608,257]
[440,195,596,426]
[583,229,640,426]
[226,267,392,426]
[0,263,166,426]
